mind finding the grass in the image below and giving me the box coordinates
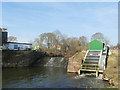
[105,49,118,88]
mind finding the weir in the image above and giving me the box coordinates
[77,40,109,77]
[31,56,68,68]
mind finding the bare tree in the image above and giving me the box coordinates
[91,32,104,41]
[53,30,63,45]
[79,36,88,50]
[39,33,56,49]
[91,32,109,45]
[79,36,88,46]
[8,36,17,42]
[34,38,40,46]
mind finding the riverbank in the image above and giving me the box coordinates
[2,50,47,68]
[2,50,67,68]
[103,49,118,88]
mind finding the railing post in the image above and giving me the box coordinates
[96,70,98,77]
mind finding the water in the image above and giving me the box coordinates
[44,57,67,68]
[32,57,68,68]
[2,57,109,88]
[2,67,109,88]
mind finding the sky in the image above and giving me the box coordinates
[2,2,118,45]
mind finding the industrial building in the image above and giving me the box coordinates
[0,28,32,51]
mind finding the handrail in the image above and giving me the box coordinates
[98,50,102,67]
[84,50,89,62]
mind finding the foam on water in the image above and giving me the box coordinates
[96,74,103,80]
[44,57,67,67]
[74,74,86,79]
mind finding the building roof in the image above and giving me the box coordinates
[89,39,104,50]
[4,42,32,45]
[0,28,7,32]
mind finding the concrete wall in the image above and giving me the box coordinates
[67,51,86,73]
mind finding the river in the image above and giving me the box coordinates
[2,57,109,88]
[2,66,109,88]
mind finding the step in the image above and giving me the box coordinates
[82,66,98,68]
[82,64,98,66]
[87,52,101,56]
[85,59,99,61]
[86,57,100,60]
[80,69,97,72]
[84,60,99,63]
[86,55,100,57]
[84,62,98,64]
[87,55,100,57]
[86,56,100,58]
[88,51,101,52]
[82,67,98,70]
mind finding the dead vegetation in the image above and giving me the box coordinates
[105,49,118,88]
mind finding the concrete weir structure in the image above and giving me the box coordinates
[78,39,109,77]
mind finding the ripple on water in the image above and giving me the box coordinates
[2,67,109,88]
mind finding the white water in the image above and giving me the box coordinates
[74,74,86,79]
[44,58,55,66]
[44,57,67,67]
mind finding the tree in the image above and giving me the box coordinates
[39,33,56,49]
[53,30,63,45]
[91,32,109,45]
[8,36,17,42]
[104,37,110,45]
[68,37,80,53]
[34,38,40,46]
[91,32,104,41]
[79,36,88,50]
[79,36,88,46]
[60,34,69,52]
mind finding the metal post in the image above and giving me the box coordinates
[96,70,98,77]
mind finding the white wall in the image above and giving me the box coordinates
[3,43,31,50]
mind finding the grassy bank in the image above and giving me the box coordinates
[105,49,118,88]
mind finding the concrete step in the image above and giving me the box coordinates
[84,62,98,64]
[84,60,99,63]
[87,55,100,57]
[82,63,98,66]
[80,69,97,72]
[85,57,99,60]
[86,56,100,58]
[82,66,98,70]
[85,58,99,61]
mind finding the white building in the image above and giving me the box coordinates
[3,42,32,50]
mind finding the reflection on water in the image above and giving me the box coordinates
[2,66,109,88]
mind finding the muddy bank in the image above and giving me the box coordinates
[2,50,47,68]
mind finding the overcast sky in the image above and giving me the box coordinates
[2,2,118,45]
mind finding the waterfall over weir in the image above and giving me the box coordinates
[31,57,68,68]
[44,57,68,68]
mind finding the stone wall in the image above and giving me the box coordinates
[67,51,86,73]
